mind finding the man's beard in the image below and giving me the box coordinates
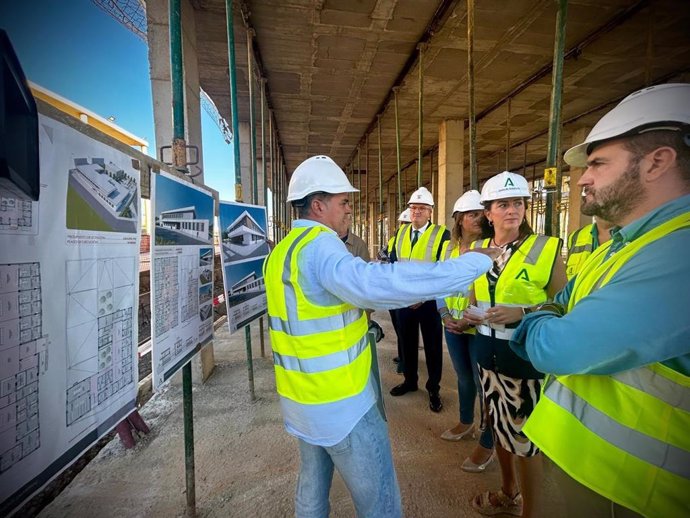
[581,158,645,224]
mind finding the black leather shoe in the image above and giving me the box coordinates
[429,392,443,413]
[390,383,418,396]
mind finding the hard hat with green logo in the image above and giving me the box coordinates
[287,155,358,202]
[480,171,531,203]
[408,186,434,206]
[564,83,690,167]
[453,190,483,215]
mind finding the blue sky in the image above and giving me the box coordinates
[0,0,235,200]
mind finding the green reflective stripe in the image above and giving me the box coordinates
[545,380,690,479]
[568,227,583,250]
[273,333,369,373]
[613,369,690,412]
[269,308,362,336]
[524,234,549,265]
[569,244,593,255]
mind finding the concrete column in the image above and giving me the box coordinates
[567,127,592,235]
[146,0,204,181]
[147,0,212,383]
[387,191,397,240]
[238,123,253,203]
[437,120,464,230]
[368,201,378,258]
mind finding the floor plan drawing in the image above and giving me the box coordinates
[0,262,48,474]
[179,255,198,323]
[0,191,38,235]
[153,256,179,338]
[65,257,136,429]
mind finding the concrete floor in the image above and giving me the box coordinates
[39,310,565,518]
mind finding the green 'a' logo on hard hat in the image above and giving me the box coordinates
[505,178,515,187]
[515,268,530,281]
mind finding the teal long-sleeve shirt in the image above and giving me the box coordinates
[510,193,690,377]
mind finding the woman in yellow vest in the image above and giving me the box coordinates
[465,171,567,517]
[436,190,495,473]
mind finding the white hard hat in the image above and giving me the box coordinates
[398,208,412,222]
[452,190,483,215]
[408,186,434,206]
[480,171,530,203]
[564,83,690,167]
[286,155,358,202]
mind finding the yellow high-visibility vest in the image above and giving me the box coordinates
[263,225,370,404]
[566,223,595,280]
[471,234,560,340]
[524,211,690,517]
[393,222,447,262]
[439,241,475,334]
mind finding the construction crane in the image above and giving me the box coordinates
[91,0,233,144]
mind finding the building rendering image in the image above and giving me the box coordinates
[66,158,138,233]
[156,206,210,243]
[229,271,265,297]
[222,210,268,261]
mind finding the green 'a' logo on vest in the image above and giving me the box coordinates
[515,268,530,281]
[505,178,515,187]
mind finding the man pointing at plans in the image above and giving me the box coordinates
[263,154,499,518]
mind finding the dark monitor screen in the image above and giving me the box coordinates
[0,29,39,201]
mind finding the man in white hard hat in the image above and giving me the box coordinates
[263,155,497,518]
[510,83,690,517]
[388,186,450,413]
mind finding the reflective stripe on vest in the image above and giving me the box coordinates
[566,223,595,280]
[394,223,446,262]
[263,226,370,405]
[524,211,690,517]
[471,234,560,340]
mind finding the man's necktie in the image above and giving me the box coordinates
[411,230,420,249]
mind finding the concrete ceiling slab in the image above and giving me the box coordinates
[193,0,690,202]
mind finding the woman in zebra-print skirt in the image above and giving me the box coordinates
[463,171,567,518]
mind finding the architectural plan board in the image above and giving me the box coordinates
[0,115,140,515]
[150,172,214,390]
[218,200,268,334]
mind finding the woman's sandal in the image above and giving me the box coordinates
[471,489,523,516]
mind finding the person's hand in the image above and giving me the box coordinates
[445,316,473,334]
[443,315,463,333]
[485,305,523,325]
[462,311,484,326]
[535,302,567,316]
[470,247,502,262]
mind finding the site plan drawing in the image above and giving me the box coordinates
[218,201,268,334]
[150,172,214,390]
[0,115,140,515]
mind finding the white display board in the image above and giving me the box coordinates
[218,201,268,334]
[150,172,214,389]
[0,115,140,514]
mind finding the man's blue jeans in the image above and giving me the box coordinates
[295,404,402,518]
[444,330,493,449]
